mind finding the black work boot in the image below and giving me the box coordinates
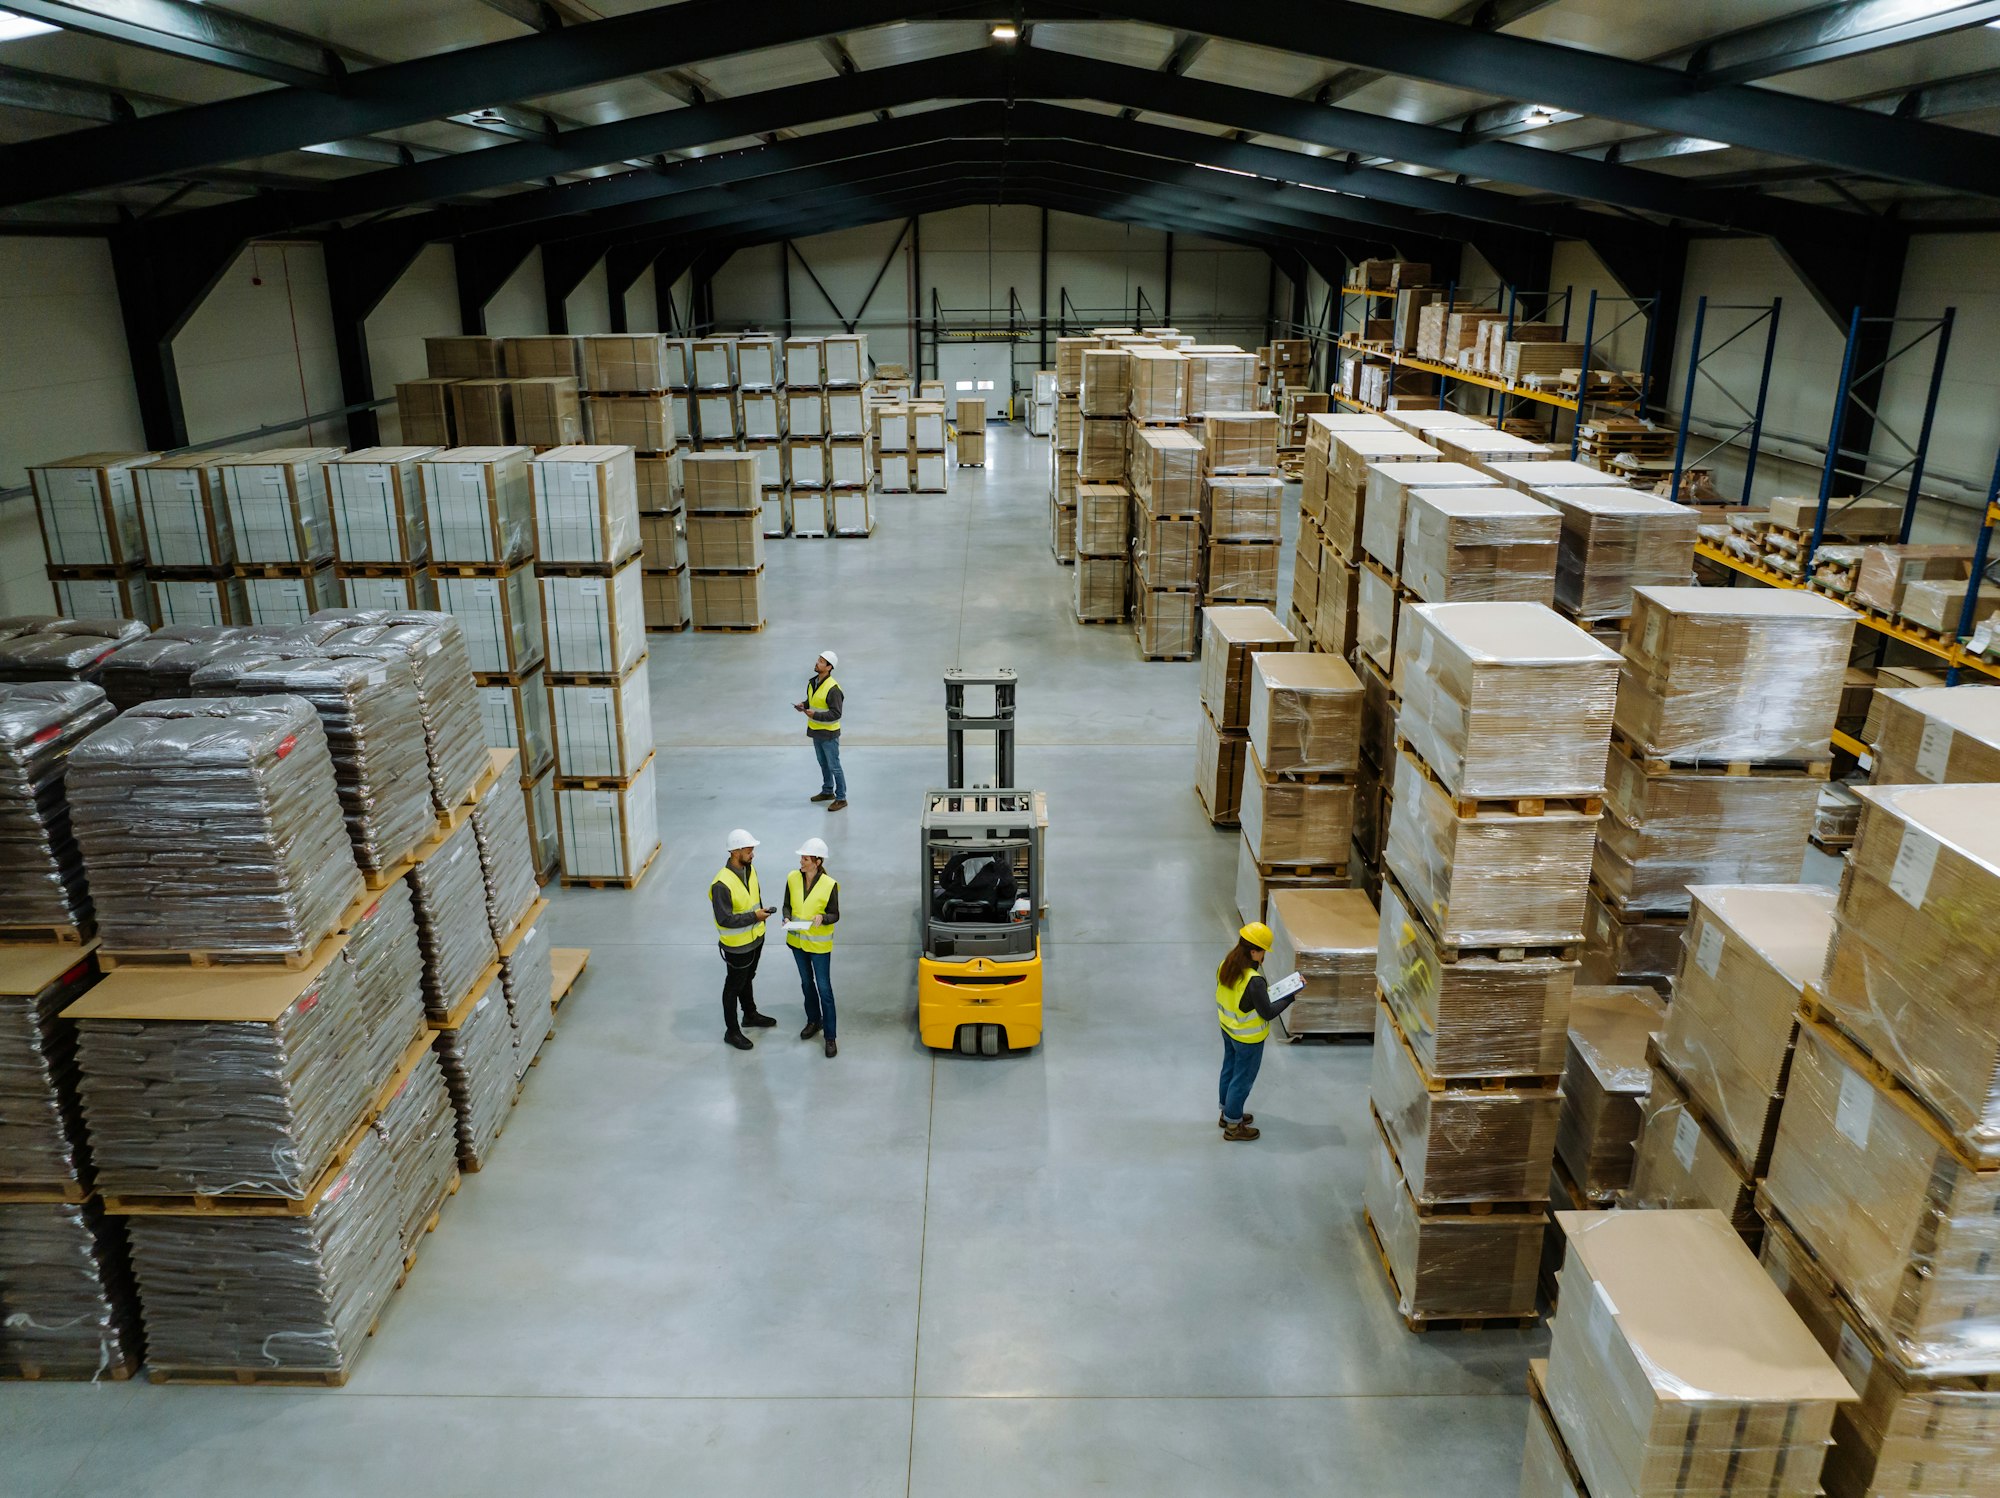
[743,1010,777,1029]
[824,1036,838,1058]
[801,1021,823,1040]
[725,1031,753,1051]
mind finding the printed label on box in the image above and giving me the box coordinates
[1835,1067,1874,1149]
[1672,1109,1700,1171]
[1834,1323,1874,1394]
[1695,922,1724,980]
[1888,826,1939,908]
[1915,721,1953,782]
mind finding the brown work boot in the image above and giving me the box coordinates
[811,791,835,803]
[824,1036,837,1058]
[827,799,848,812]
[1217,1113,1254,1129]
[1221,1121,1261,1141]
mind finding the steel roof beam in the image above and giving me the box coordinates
[1680,0,2000,88]
[5,0,344,90]
[1301,0,1560,112]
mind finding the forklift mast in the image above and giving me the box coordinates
[943,667,1016,790]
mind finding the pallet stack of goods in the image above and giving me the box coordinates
[1184,349,1258,426]
[633,446,690,634]
[1868,685,2000,786]
[784,338,827,528]
[909,397,948,497]
[328,448,439,613]
[1073,480,1130,625]
[419,445,557,883]
[682,452,767,629]
[1265,887,1377,1041]
[954,397,986,468]
[1049,338,1090,561]
[1531,483,1698,651]
[1200,412,1284,612]
[530,447,660,889]
[1357,458,1524,678]
[1544,984,1663,1289]
[1236,651,1362,930]
[1584,588,1853,995]
[1293,413,1386,659]
[221,450,348,624]
[1624,884,1835,1247]
[1367,602,1620,1328]
[32,452,159,625]
[582,333,677,485]
[1195,607,1294,831]
[121,453,236,625]
[1525,1210,1854,1498]
[820,338,875,528]
[1129,426,1204,660]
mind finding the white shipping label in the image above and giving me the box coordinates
[1887,826,1940,908]
[579,579,604,597]
[1915,721,1954,782]
[1672,1109,1700,1172]
[1835,1323,1874,1393]
[1835,1066,1875,1149]
[1695,921,1725,980]
[1642,607,1663,659]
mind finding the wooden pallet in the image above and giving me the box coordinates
[0,1353,140,1383]
[0,923,89,946]
[1283,1027,1372,1046]
[550,947,589,1010]
[0,1180,91,1205]
[534,550,643,576]
[1193,781,1240,831]
[149,1363,352,1388]
[99,941,323,972]
[1376,996,1562,1094]
[334,561,427,577]
[559,840,661,890]
[643,622,690,633]
[232,561,332,578]
[428,558,533,578]
[1394,738,1602,818]
[1608,726,1830,780]
[1139,652,1197,663]
[692,621,766,633]
[395,1171,459,1288]
[1073,612,1129,625]
[1807,834,1853,856]
[428,960,503,1033]
[1245,858,1349,880]
[1362,1209,1542,1334]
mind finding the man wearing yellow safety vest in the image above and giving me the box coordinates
[711,829,778,1050]
[783,837,841,1059]
[793,650,846,813]
[1215,922,1295,1141]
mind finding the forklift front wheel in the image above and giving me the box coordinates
[955,1023,1005,1056]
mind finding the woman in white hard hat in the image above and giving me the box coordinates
[711,829,777,1050]
[784,838,841,1058]
[794,650,846,813]
[1215,922,1295,1141]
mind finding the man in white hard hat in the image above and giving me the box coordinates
[711,829,777,1050]
[783,837,841,1058]
[793,649,846,813]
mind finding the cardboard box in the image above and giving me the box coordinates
[1194,707,1248,825]
[1201,411,1282,472]
[531,446,640,565]
[1324,432,1440,556]
[1134,513,1200,592]
[1377,873,1576,1077]
[511,377,585,448]
[1868,686,2000,785]
[1073,556,1127,621]
[639,512,684,573]
[421,446,535,565]
[825,389,865,438]
[395,378,459,446]
[152,574,252,627]
[434,563,544,676]
[1078,349,1131,417]
[1268,887,1376,1038]
[1544,1210,1850,1498]
[1767,492,1902,538]
[1127,348,1187,423]
[1902,578,2000,634]
[477,668,554,780]
[1203,474,1283,542]
[1204,541,1278,605]
[822,334,865,387]
[134,452,241,568]
[682,452,761,514]
[830,488,872,537]
[451,379,516,446]
[1394,601,1621,799]
[1355,560,1401,674]
[1183,351,1257,417]
[219,450,339,564]
[1429,428,1556,475]
[684,513,764,572]
[541,561,645,676]
[689,569,763,629]
[1200,606,1294,729]
[1400,487,1560,606]
[1579,889,1686,995]
[1537,487,1698,621]
[783,337,823,389]
[1625,1063,1759,1235]
[52,570,152,625]
[1077,417,1125,481]
[1233,833,1340,926]
[1133,587,1196,657]
[326,447,433,564]
[1364,1128,1544,1321]
[241,563,338,626]
[426,336,501,379]
[786,390,826,439]
[1615,586,1856,761]
[1240,746,1355,866]
[1075,483,1129,557]
[693,391,738,443]
[550,657,652,781]
[30,453,155,569]
[1555,985,1665,1201]
[641,567,690,631]
[557,755,658,881]
[1361,460,1497,573]
[1313,549,1359,658]
[735,338,780,389]
[914,452,949,493]
[1853,544,1977,616]
[1246,651,1361,777]
[501,336,583,381]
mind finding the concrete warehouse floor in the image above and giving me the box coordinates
[6,422,1550,1496]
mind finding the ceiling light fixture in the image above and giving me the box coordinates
[0,9,59,41]
[1521,104,1560,128]
[991,23,1019,41]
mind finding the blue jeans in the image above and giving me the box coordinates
[1219,1033,1265,1123]
[813,734,846,798]
[792,947,836,1038]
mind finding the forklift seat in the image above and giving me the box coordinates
[932,850,1018,924]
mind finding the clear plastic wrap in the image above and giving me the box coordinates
[420,446,535,565]
[435,971,514,1169]
[1239,751,1354,866]
[135,451,241,567]
[1901,577,1999,633]
[1556,985,1664,1203]
[1199,410,1280,472]
[1183,351,1256,416]
[471,782,539,942]
[68,695,363,957]
[0,1201,140,1378]
[1203,475,1283,542]
[1360,460,1495,572]
[1398,487,1560,606]
[500,909,554,1080]
[326,449,431,565]
[1625,1064,1758,1237]
[1759,1215,2000,1498]
[1375,874,1575,1077]
[0,617,149,684]
[554,756,656,880]
[189,648,434,875]
[1133,588,1197,658]
[1128,427,1203,515]
[1075,483,1129,557]
[1072,557,1128,621]
[30,453,155,569]
[1595,745,1820,913]
[1764,1023,2000,1374]
[1868,686,2000,785]
[1394,601,1620,799]
[1077,417,1126,481]
[1134,514,1200,591]
[220,450,340,565]
[531,446,640,564]
[0,681,116,929]
[1077,348,1131,417]
[1203,541,1278,604]
[1615,586,1855,762]
[1126,348,1185,423]
[1816,783,2000,1162]
[373,1048,459,1254]
[1245,652,1361,777]
[1371,1001,1560,1203]
[1199,607,1293,730]
[1538,488,1699,621]
[1522,1364,1588,1498]
[1355,560,1400,674]
[409,817,500,1021]
[1313,547,1358,658]
[1048,498,1076,564]
[431,565,543,677]
[1544,1209,1852,1498]
[1362,1126,1544,1322]
[539,563,648,678]
[311,611,487,815]
[0,951,98,1187]
[1384,750,1596,948]
[548,665,651,782]
[1266,887,1375,1039]
[1853,544,1976,616]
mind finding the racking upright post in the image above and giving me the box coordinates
[1947,457,2000,684]
[1666,296,1783,504]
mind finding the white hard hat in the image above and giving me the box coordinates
[726,828,759,851]
[797,837,829,859]
[818,649,838,668]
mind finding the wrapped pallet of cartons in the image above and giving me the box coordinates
[135,452,243,568]
[1201,606,1293,729]
[152,574,252,628]
[821,334,865,388]
[451,379,516,446]
[1544,1210,1852,1498]
[509,377,585,448]
[585,393,674,451]
[1373,1000,1560,1203]
[1203,474,1283,542]
[220,450,340,565]
[1626,1062,1759,1237]
[1253,891,1371,1046]
[690,571,764,630]
[1078,348,1131,418]
[1077,417,1125,482]
[1395,602,1621,799]
[1075,483,1129,557]
[557,752,658,881]
[1239,747,1354,867]
[1195,707,1249,826]
[432,564,543,677]
[1535,487,1698,621]
[580,334,668,392]
[1246,651,1361,777]
[1615,587,1855,762]
[782,337,823,389]
[1324,431,1439,557]
[427,336,501,380]
[682,451,760,515]
[1903,577,2000,634]
[1579,886,1687,997]
[1127,348,1187,424]
[1313,546,1359,657]
[1429,428,1555,475]
[1364,1126,1544,1322]
[420,446,534,565]
[395,378,458,446]
[735,337,780,389]
[241,565,339,627]
[1073,556,1127,623]
[1555,985,1663,1203]
[477,668,553,780]
[532,446,640,565]
[640,509,685,572]
[540,562,646,677]
[326,448,433,565]
[550,660,651,781]
[1200,411,1281,473]
[1398,487,1560,606]
[1868,685,2000,784]
[1133,588,1197,659]
[1184,351,1258,418]
[1204,540,1279,606]
[1360,460,1498,574]
[1852,543,1976,616]
[1134,513,1201,592]
[501,335,583,381]
[1356,562,1405,674]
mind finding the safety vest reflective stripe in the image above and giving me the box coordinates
[714,865,762,947]
[807,674,840,732]
[785,869,837,953]
[1216,966,1268,1044]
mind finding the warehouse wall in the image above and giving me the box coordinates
[565,260,612,336]
[173,241,347,451]
[624,264,659,334]
[365,243,458,446]
[485,249,548,337]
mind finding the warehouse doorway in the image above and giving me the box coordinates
[936,341,1012,420]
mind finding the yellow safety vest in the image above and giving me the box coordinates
[713,865,763,947]
[1216,965,1268,1044]
[807,673,841,732]
[785,869,838,953]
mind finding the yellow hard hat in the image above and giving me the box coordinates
[1239,922,1273,950]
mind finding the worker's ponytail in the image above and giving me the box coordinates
[1217,939,1258,989]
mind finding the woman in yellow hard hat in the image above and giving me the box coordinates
[1216,921,1293,1142]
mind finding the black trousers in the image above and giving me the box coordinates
[720,940,764,1033]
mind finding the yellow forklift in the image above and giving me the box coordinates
[917,669,1046,1055]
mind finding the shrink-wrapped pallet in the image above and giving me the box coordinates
[1203,475,1283,542]
[1580,889,1687,995]
[312,612,488,815]
[1183,351,1257,416]
[1399,487,1559,605]
[1126,348,1185,423]
[1853,544,1975,616]
[1073,557,1128,621]
[427,336,501,380]
[0,682,115,931]
[1372,1001,1560,1203]
[68,696,362,958]
[1267,887,1375,1038]
[409,817,498,1021]
[499,904,554,1079]
[1314,549,1359,658]
[326,448,433,565]
[1077,417,1125,481]
[1246,651,1361,777]
[531,446,640,565]
[1075,484,1129,556]
[1200,607,1293,729]
[1200,411,1281,473]
[0,1200,139,1378]
[556,754,657,881]
[1535,487,1697,621]
[1203,541,1278,605]
[432,564,543,677]
[581,334,668,392]
[476,670,553,780]
[1364,1127,1543,1322]
[550,662,651,781]
[1555,985,1662,1202]
[1395,602,1620,799]
[1614,586,1854,762]
[1133,588,1197,658]
[220,450,339,565]
[136,451,244,567]
[31,454,156,569]
[1355,562,1402,674]
[1134,513,1200,591]
[1544,1210,1851,1498]
[0,945,99,1188]
[1194,710,1246,826]
[1361,461,1497,573]
[1239,748,1354,866]
[0,618,149,685]
[1078,349,1131,418]
[1428,428,1554,474]
[420,446,535,565]
[1867,685,2000,784]
[434,968,513,1170]
[1625,1063,1758,1237]
[188,649,434,876]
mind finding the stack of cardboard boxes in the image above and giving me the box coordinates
[1368,602,1619,1324]
[954,397,986,468]
[1073,480,1130,625]
[31,452,156,624]
[1201,413,1285,613]
[682,451,766,631]
[1194,607,1294,830]
[219,449,344,624]
[636,448,690,633]
[1264,887,1378,1040]
[1236,652,1363,926]
[328,448,438,613]
[1129,427,1205,659]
